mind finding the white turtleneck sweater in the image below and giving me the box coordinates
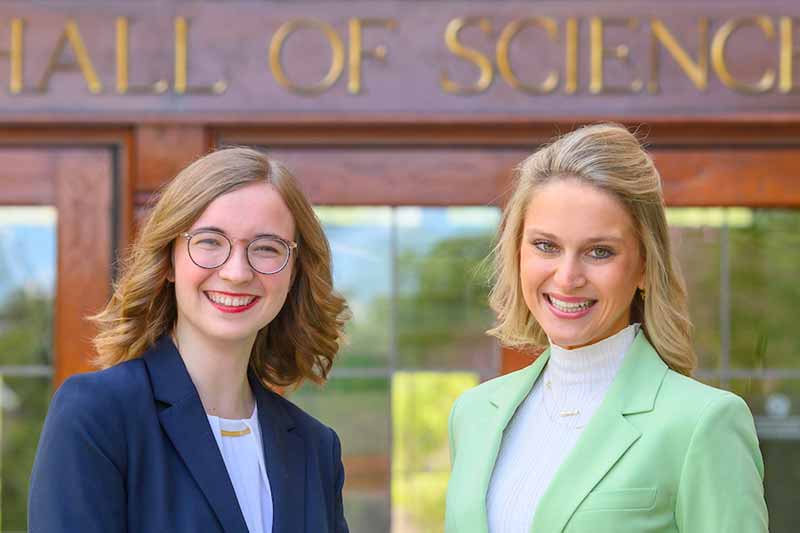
[486,324,639,533]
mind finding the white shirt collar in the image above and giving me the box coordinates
[546,323,640,386]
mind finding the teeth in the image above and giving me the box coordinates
[549,295,593,313]
[207,292,255,307]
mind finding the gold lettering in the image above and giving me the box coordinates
[780,17,799,93]
[269,19,345,95]
[649,18,708,93]
[712,16,776,94]
[590,17,643,94]
[0,18,23,94]
[174,17,227,95]
[440,17,493,95]
[496,18,558,94]
[174,17,187,92]
[565,17,578,94]
[116,17,168,95]
[38,20,102,94]
[348,18,396,94]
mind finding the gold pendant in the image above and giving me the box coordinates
[221,427,252,437]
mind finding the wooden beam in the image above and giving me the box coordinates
[134,125,212,192]
[655,148,800,207]
[53,149,114,386]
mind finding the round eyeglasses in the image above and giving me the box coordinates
[181,230,297,275]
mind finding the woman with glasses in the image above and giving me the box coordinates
[30,147,350,532]
[445,124,767,532]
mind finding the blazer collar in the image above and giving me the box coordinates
[530,330,669,533]
[490,347,550,409]
[459,351,550,532]
[143,335,249,533]
[143,335,307,533]
[249,373,306,533]
[487,330,666,414]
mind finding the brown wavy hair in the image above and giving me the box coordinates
[488,123,696,376]
[91,147,350,387]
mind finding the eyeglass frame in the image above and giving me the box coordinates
[180,229,298,275]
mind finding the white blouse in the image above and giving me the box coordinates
[207,405,273,533]
[487,324,639,533]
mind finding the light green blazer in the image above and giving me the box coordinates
[445,331,768,533]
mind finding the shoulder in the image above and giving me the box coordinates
[38,361,149,471]
[656,370,757,440]
[45,359,153,449]
[265,386,340,448]
[667,374,767,530]
[661,370,751,417]
[51,359,149,418]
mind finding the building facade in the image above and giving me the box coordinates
[1,1,799,531]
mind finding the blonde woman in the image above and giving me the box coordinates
[30,148,350,532]
[445,124,767,533]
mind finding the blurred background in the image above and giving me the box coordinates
[2,1,800,531]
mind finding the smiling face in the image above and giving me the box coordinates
[519,177,645,349]
[171,182,296,348]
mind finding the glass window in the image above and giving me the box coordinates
[292,377,391,532]
[729,210,800,370]
[318,207,392,370]
[391,371,478,532]
[396,207,500,375]
[0,207,56,532]
[667,209,724,370]
[291,206,501,533]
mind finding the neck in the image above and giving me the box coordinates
[546,324,639,385]
[173,322,256,419]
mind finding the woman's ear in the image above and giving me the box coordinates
[637,255,646,291]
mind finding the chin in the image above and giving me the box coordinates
[550,336,588,349]
[543,324,593,349]
[203,324,261,343]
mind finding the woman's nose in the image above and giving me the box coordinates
[552,255,586,290]
[217,244,254,283]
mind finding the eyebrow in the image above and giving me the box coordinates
[524,228,626,245]
[193,226,290,241]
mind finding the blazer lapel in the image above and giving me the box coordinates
[251,376,305,533]
[143,336,249,533]
[530,332,669,533]
[461,351,550,532]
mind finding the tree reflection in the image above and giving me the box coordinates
[0,288,52,530]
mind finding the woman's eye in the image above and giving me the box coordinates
[589,247,614,259]
[254,246,279,255]
[533,240,558,253]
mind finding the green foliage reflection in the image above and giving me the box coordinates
[396,234,495,368]
[0,288,53,531]
[392,372,477,533]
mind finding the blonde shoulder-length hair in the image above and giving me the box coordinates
[92,147,350,387]
[488,123,696,376]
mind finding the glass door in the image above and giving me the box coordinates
[0,147,115,532]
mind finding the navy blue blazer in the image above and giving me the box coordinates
[29,335,348,533]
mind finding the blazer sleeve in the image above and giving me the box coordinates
[330,428,349,533]
[674,392,768,533]
[448,396,460,467]
[29,375,127,533]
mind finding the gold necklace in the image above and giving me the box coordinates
[540,378,605,429]
[221,427,252,438]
